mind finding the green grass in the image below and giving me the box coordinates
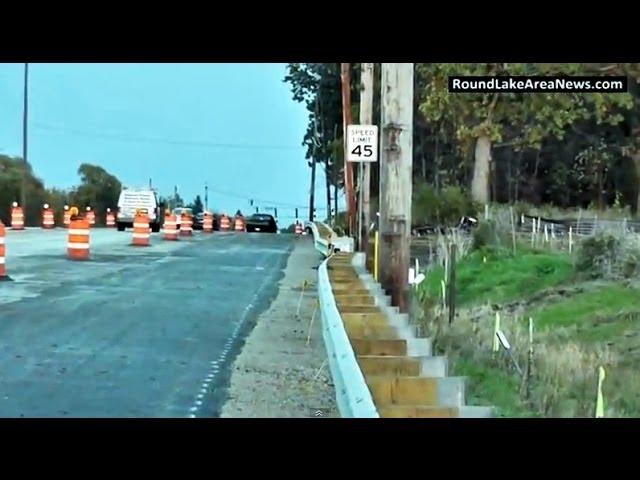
[420,246,574,307]
[418,237,640,417]
[453,358,537,417]
[528,284,640,341]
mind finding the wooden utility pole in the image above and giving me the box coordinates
[309,95,321,222]
[379,63,414,313]
[21,63,29,215]
[359,63,374,254]
[340,63,356,236]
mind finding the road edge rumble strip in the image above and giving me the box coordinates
[313,221,493,418]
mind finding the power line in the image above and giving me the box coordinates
[204,186,327,210]
[33,122,303,151]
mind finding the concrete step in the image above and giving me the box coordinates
[328,277,364,286]
[378,405,460,418]
[459,406,494,418]
[342,312,413,334]
[332,287,370,295]
[334,294,376,306]
[344,323,405,340]
[339,305,384,314]
[365,375,466,407]
[358,356,422,376]
[341,312,391,326]
[350,337,432,357]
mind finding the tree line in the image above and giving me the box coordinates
[0,155,205,227]
[284,63,640,225]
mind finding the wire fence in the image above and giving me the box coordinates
[409,215,640,271]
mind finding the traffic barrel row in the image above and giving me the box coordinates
[217,214,245,232]
[7,203,115,229]
[1,209,262,274]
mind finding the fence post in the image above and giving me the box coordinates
[448,243,456,325]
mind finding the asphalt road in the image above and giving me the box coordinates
[0,227,294,417]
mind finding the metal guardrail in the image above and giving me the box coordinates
[317,257,379,418]
[307,220,378,418]
[306,221,332,257]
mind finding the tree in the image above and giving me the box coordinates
[418,63,634,205]
[284,63,354,221]
[0,155,49,226]
[187,195,204,215]
[70,164,122,223]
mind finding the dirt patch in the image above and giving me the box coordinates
[220,239,338,418]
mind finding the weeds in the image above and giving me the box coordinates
[411,201,640,417]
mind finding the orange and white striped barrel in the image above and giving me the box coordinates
[11,206,24,230]
[42,206,55,229]
[203,213,214,233]
[132,212,151,246]
[234,216,245,232]
[63,208,71,228]
[68,218,90,261]
[163,213,179,241]
[86,209,96,227]
[0,221,7,279]
[180,213,193,236]
[106,209,116,228]
[295,222,303,235]
[220,215,231,231]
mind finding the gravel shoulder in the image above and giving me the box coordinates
[220,237,338,418]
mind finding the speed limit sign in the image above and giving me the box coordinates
[347,125,378,162]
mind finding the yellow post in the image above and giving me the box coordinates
[374,231,379,281]
[595,366,606,418]
[493,312,501,353]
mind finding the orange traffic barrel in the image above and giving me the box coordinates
[132,211,151,246]
[0,220,7,279]
[106,209,116,228]
[86,208,96,227]
[203,212,213,233]
[163,213,179,241]
[42,204,55,229]
[295,222,303,235]
[68,217,90,261]
[220,215,230,231]
[10,203,24,230]
[180,213,193,236]
[63,206,71,228]
[234,216,245,232]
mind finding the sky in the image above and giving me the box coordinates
[0,63,336,222]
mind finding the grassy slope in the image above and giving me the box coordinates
[422,246,574,306]
[419,244,640,417]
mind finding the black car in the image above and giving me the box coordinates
[246,213,277,233]
[193,212,204,230]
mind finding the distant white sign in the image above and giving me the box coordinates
[347,125,378,162]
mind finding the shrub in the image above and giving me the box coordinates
[412,184,477,227]
[576,231,640,280]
